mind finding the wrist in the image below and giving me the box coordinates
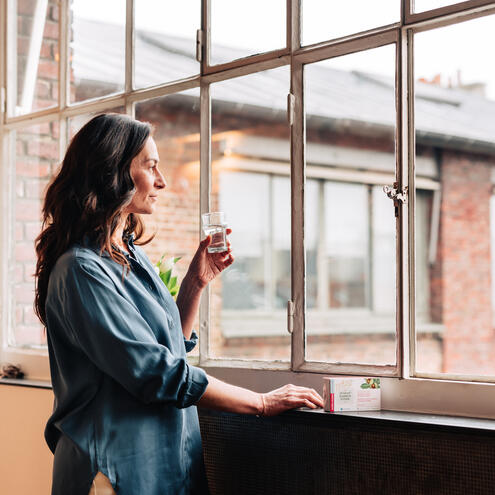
[183,271,207,292]
[256,393,266,417]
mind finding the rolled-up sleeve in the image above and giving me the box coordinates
[55,257,208,407]
[183,331,199,353]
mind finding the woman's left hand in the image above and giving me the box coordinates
[186,228,234,289]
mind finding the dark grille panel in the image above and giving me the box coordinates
[199,410,495,495]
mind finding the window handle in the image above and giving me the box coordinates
[383,183,408,204]
[287,300,295,334]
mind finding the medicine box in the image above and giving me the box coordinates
[323,376,381,412]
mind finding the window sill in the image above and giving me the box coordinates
[0,377,52,389]
[203,366,495,420]
[289,407,495,433]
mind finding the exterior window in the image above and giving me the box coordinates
[70,0,126,102]
[210,0,286,66]
[302,0,400,46]
[304,44,398,367]
[1,0,495,401]
[209,67,291,361]
[414,14,495,378]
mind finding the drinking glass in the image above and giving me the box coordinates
[202,211,228,253]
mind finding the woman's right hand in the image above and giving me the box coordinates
[260,384,324,416]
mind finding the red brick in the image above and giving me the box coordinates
[16,178,25,198]
[25,221,42,241]
[17,0,37,16]
[39,40,56,59]
[14,265,24,284]
[25,179,49,199]
[23,261,36,282]
[49,3,59,22]
[33,98,57,111]
[43,20,59,40]
[50,121,60,139]
[16,199,42,221]
[14,283,35,304]
[37,79,52,99]
[27,139,59,160]
[17,122,51,136]
[51,84,59,101]
[37,60,58,80]
[16,36,30,56]
[24,306,41,325]
[16,161,51,178]
[17,16,33,36]
[15,222,24,241]
[15,242,36,262]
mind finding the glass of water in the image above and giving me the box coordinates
[202,211,228,253]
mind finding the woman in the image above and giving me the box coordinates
[35,113,323,495]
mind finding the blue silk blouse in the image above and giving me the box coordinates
[44,235,210,495]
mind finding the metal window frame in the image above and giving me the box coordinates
[291,28,401,377]
[0,0,494,382]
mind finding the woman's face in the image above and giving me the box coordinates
[125,136,166,215]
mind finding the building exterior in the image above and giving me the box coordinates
[11,8,495,374]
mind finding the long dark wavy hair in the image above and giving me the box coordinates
[34,113,153,326]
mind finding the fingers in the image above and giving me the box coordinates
[201,235,211,249]
[263,384,324,415]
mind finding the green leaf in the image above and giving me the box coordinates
[164,269,171,285]
[173,257,181,264]
[169,276,177,289]
[361,384,370,389]
[170,288,178,296]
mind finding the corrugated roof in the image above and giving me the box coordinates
[72,18,495,152]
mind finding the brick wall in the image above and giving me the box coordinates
[15,121,60,346]
[14,1,59,346]
[435,150,495,374]
[16,0,59,112]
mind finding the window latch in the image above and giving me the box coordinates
[196,29,203,63]
[287,300,295,334]
[287,93,295,126]
[383,183,408,204]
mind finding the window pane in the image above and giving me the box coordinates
[135,0,200,89]
[68,107,126,139]
[135,89,201,357]
[414,15,495,376]
[10,0,59,116]
[210,67,291,361]
[414,1,463,13]
[305,45,397,365]
[11,121,60,348]
[325,183,368,309]
[211,0,286,66]
[70,0,125,103]
[302,0,399,47]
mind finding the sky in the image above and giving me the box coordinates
[72,1,495,100]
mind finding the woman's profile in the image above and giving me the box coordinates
[35,113,323,495]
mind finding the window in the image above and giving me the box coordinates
[1,1,495,419]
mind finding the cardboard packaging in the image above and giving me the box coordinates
[323,376,381,412]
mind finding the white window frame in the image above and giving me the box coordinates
[1,0,495,420]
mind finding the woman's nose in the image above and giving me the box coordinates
[155,168,166,189]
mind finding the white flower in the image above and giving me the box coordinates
[159,257,175,274]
